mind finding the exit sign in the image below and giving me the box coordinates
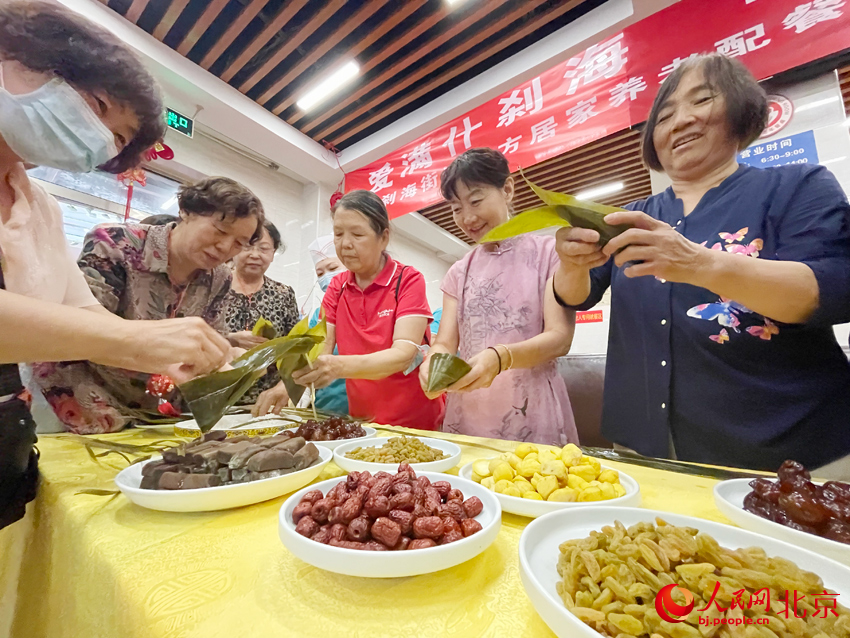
[166,108,193,138]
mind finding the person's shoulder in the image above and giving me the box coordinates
[265,277,295,296]
[211,263,233,293]
[624,189,673,214]
[396,260,425,283]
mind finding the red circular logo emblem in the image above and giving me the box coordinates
[655,584,695,623]
[760,95,793,139]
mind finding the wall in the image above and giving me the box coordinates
[161,129,452,314]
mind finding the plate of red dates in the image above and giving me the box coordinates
[714,460,850,564]
[278,464,501,577]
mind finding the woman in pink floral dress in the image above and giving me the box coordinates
[420,149,578,446]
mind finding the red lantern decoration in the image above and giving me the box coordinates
[117,168,147,222]
[145,141,174,162]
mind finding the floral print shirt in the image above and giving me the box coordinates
[222,276,299,405]
[32,222,232,434]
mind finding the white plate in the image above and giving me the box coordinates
[279,471,501,577]
[459,461,640,518]
[115,445,332,512]
[278,426,377,451]
[519,506,850,638]
[714,478,850,565]
[333,437,462,474]
[174,414,301,438]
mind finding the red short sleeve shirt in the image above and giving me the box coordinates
[322,255,444,430]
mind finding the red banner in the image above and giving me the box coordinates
[346,0,850,219]
[576,310,605,324]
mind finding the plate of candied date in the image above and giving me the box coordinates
[277,416,376,451]
[714,460,850,564]
[115,430,332,512]
[278,464,501,577]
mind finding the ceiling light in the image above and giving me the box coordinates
[820,156,847,166]
[160,196,177,210]
[296,61,360,111]
[575,182,624,201]
[447,0,470,4]
[794,96,840,113]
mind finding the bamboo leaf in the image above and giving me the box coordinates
[277,314,327,406]
[425,353,472,393]
[251,317,277,339]
[480,206,570,243]
[76,488,120,496]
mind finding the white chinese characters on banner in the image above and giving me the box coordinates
[400,141,433,178]
[496,77,543,128]
[566,97,599,128]
[783,0,845,34]
[530,117,557,145]
[441,117,483,158]
[658,54,699,83]
[715,24,771,57]
[400,184,418,200]
[420,173,438,192]
[564,33,629,95]
[609,76,647,107]
[381,192,396,205]
[499,135,522,155]
[369,162,393,193]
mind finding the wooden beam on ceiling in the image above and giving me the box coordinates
[176,0,230,56]
[236,1,343,91]
[152,0,192,41]
[198,0,266,70]
[219,0,312,83]
[266,0,424,115]
[330,0,586,146]
[286,1,493,129]
[124,0,151,23]
[256,0,388,106]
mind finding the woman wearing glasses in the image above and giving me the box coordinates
[223,220,299,411]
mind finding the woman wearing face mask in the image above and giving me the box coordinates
[222,220,298,407]
[419,148,579,446]
[32,177,264,434]
[0,2,230,530]
[554,54,850,474]
[292,191,443,430]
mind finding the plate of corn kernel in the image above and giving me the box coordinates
[459,443,640,518]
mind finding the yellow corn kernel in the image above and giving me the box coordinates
[539,449,559,463]
[472,459,492,477]
[481,476,496,491]
[522,491,544,500]
[514,443,538,459]
[569,464,598,483]
[599,482,617,500]
[547,487,578,502]
[578,486,604,502]
[491,461,514,483]
[519,457,542,478]
[536,475,559,500]
[613,483,627,498]
[580,455,602,473]
[567,474,589,491]
[560,443,583,467]
[597,469,620,484]
[540,460,569,483]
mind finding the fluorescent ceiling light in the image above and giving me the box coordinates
[297,61,360,111]
[820,156,847,166]
[575,182,624,201]
[794,96,840,113]
[160,196,177,210]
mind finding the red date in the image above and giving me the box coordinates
[440,530,464,545]
[311,498,332,524]
[364,495,391,518]
[328,523,347,543]
[295,516,319,538]
[388,509,414,535]
[408,538,436,550]
[432,481,451,499]
[292,501,313,523]
[447,489,464,503]
[389,492,415,512]
[462,496,483,519]
[461,518,483,537]
[347,516,372,542]
[371,517,401,548]
[301,490,324,505]
[413,516,444,540]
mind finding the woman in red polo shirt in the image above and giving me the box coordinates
[292,191,444,430]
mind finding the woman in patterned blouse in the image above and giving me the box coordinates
[223,220,299,407]
[32,177,264,434]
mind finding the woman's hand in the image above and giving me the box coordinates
[252,382,290,417]
[446,348,501,394]
[419,351,442,400]
[555,226,610,271]
[228,331,267,350]
[602,211,712,283]
[291,355,341,389]
[118,317,232,378]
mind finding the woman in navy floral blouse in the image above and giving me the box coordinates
[554,54,850,474]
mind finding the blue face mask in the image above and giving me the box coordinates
[318,270,339,293]
[0,65,119,173]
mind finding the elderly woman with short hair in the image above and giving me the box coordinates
[554,53,850,474]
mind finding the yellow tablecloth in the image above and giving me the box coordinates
[6,427,733,638]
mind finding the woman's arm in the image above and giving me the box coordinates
[418,294,459,396]
[447,278,574,393]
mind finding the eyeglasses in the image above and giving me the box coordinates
[242,244,275,255]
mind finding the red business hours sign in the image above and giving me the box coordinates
[346,0,850,219]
